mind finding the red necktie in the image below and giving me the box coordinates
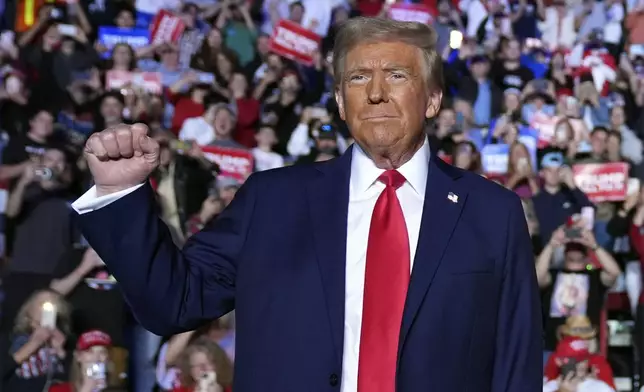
[357,170,411,392]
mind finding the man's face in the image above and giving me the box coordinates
[43,25,61,48]
[115,10,135,28]
[564,249,587,271]
[335,41,440,160]
[215,109,234,136]
[541,166,561,187]
[470,60,490,78]
[30,111,54,138]
[101,97,123,124]
[610,106,625,127]
[437,109,456,130]
[160,46,179,66]
[41,149,66,176]
[257,36,270,56]
[607,134,621,155]
[504,93,520,112]
[280,74,300,92]
[289,4,304,24]
[505,40,521,61]
[590,130,607,155]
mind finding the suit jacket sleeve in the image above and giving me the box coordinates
[491,196,543,392]
[75,175,259,336]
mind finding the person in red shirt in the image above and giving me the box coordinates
[543,334,615,389]
[167,73,211,135]
[48,330,112,392]
[229,72,260,149]
[174,337,233,392]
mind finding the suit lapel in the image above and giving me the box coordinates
[399,156,468,352]
[307,149,352,366]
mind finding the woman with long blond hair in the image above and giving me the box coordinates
[48,330,114,392]
[173,337,233,392]
[505,142,540,198]
[1,289,71,391]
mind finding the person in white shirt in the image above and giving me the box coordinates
[252,125,284,172]
[178,97,218,145]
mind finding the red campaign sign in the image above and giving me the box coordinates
[105,71,162,94]
[269,20,321,66]
[388,3,433,24]
[530,113,559,149]
[150,10,185,45]
[201,145,254,182]
[573,162,629,203]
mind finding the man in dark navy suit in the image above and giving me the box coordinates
[72,17,542,392]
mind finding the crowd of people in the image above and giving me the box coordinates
[0,0,642,390]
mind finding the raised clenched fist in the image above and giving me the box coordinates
[84,123,160,196]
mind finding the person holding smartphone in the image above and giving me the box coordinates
[48,330,113,392]
[535,219,621,367]
[1,290,71,392]
[542,336,616,392]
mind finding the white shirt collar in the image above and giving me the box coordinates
[350,138,430,197]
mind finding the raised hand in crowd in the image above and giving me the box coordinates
[50,328,67,359]
[84,123,160,197]
[16,162,37,187]
[81,248,106,272]
[558,165,577,189]
[11,326,53,364]
[556,371,581,392]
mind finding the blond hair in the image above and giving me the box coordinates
[13,289,71,336]
[332,17,443,92]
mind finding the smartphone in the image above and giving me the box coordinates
[197,72,215,84]
[449,30,463,50]
[628,178,641,196]
[581,206,594,231]
[565,227,582,239]
[40,302,57,328]
[35,167,53,180]
[86,362,107,389]
[58,24,77,36]
[560,358,578,379]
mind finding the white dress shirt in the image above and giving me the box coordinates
[71,139,430,391]
[341,140,428,392]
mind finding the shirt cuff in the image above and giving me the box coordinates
[71,184,145,215]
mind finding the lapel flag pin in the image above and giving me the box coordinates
[447,192,458,203]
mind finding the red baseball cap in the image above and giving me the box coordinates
[554,336,591,361]
[76,330,112,351]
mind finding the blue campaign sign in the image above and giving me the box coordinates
[481,143,510,174]
[98,27,150,59]
[517,126,538,170]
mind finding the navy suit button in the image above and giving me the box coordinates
[329,373,339,387]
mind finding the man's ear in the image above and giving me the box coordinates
[335,87,346,121]
[425,90,443,119]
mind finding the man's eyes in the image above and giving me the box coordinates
[349,73,406,82]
